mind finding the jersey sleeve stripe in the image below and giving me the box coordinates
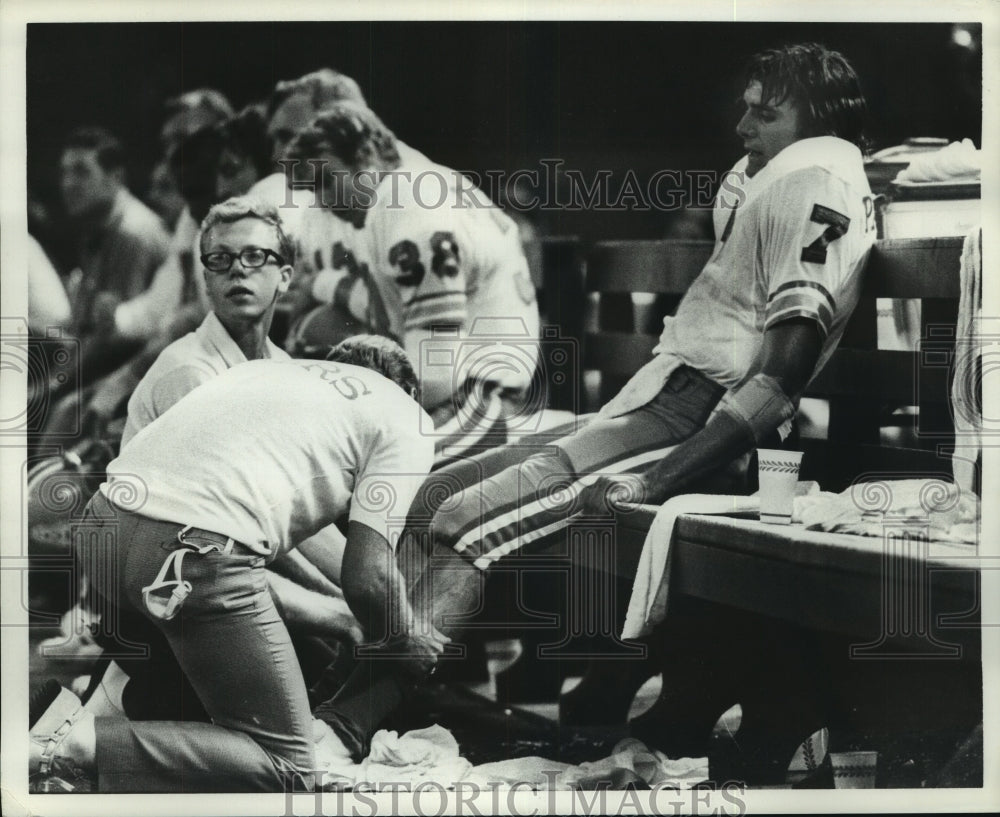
[767,290,833,326]
[766,279,836,313]
[764,306,832,339]
[405,290,472,307]
[404,298,467,329]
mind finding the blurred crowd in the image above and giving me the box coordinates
[26,69,553,464]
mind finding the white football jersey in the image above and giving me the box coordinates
[359,157,540,390]
[658,136,877,389]
[601,136,876,419]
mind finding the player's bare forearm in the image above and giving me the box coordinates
[295,525,347,588]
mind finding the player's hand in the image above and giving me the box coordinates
[382,622,451,677]
[578,474,649,517]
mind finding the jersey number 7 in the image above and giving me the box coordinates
[801,204,850,264]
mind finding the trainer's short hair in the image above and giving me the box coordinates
[266,68,366,120]
[745,42,868,149]
[199,196,295,266]
[285,101,400,169]
[62,127,125,172]
[325,334,419,400]
[164,88,234,122]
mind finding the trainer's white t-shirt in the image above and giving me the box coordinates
[102,358,434,560]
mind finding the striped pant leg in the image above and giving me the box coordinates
[431,383,508,469]
[432,366,726,569]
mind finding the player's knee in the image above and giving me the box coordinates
[428,495,472,551]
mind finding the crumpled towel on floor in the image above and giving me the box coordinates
[315,723,471,790]
[315,723,706,792]
[457,737,707,791]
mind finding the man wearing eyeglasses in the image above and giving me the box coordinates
[120,196,292,445]
[81,197,361,724]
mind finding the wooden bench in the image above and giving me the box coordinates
[573,235,979,783]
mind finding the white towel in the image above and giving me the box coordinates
[620,494,761,640]
[894,138,981,183]
[468,738,708,790]
[951,225,982,493]
[622,483,825,640]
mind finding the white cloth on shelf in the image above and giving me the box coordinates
[894,139,981,183]
[951,225,982,493]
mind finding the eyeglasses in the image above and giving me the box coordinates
[200,247,286,273]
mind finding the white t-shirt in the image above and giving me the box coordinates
[602,136,876,418]
[103,358,434,560]
[120,311,290,448]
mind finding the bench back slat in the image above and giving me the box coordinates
[586,239,712,293]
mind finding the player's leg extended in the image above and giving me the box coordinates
[313,366,726,753]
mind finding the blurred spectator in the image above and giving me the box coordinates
[27,234,71,335]
[159,87,234,157]
[113,125,226,343]
[35,127,222,452]
[145,159,187,231]
[266,68,366,166]
[142,88,235,267]
[59,127,170,384]
[215,105,273,201]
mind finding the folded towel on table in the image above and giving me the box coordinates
[894,138,981,183]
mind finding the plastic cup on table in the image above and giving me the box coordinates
[757,449,804,525]
[830,750,878,789]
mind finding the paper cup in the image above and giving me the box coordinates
[757,449,803,524]
[830,750,878,789]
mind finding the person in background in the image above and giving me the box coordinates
[266,68,366,168]
[284,102,540,465]
[159,87,234,157]
[145,159,187,232]
[57,126,171,388]
[27,234,71,335]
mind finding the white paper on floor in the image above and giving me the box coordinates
[314,722,708,792]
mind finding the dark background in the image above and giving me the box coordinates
[27,21,982,242]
